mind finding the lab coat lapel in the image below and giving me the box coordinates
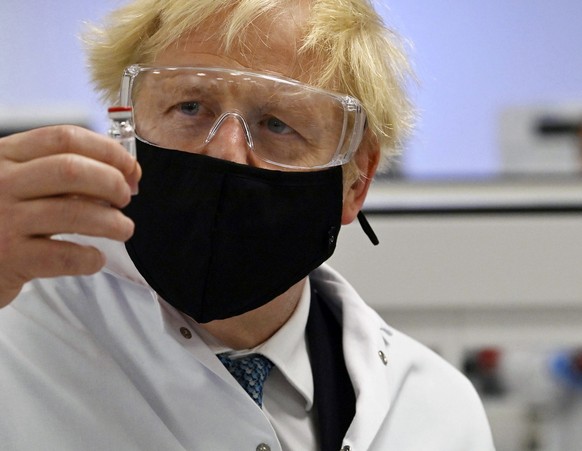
[311,264,394,450]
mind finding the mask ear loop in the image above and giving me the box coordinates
[357,211,379,245]
[353,116,379,245]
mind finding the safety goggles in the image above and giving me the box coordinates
[119,64,367,170]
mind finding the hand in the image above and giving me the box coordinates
[0,125,141,307]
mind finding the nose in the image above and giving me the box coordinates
[202,112,254,164]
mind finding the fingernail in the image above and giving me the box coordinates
[130,181,139,196]
[129,161,141,195]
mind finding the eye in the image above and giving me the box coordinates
[179,102,201,115]
[266,117,294,135]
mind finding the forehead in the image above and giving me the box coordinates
[152,3,312,82]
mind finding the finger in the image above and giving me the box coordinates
[7,153,132,208]
[12,238,107,280]
[1,125,139,181]
[14,197,135,242]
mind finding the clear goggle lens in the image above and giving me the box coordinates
[120,65,366,170]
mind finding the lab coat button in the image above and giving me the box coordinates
[256,444,271,451]
[180,327,192,339]
[378,350,388,365]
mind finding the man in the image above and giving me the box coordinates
[0,0,495,449]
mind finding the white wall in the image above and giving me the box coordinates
[381,1,582,177]
[0,0,114,131]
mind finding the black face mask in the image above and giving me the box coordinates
[123,139,344,323]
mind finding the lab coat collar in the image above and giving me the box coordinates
[61,235,316,409]
[56,235,167,331]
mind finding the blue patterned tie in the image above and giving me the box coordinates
[217,353,274,407]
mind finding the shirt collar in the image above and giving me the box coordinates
[200,279,314,411]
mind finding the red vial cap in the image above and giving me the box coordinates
[108,106,133,113]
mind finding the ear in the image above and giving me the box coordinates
[341,136,380,225]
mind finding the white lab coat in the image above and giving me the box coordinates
[0,237,494,450]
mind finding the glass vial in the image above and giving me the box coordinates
[107,106,136,158]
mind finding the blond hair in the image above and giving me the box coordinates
[84,0,414,169]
